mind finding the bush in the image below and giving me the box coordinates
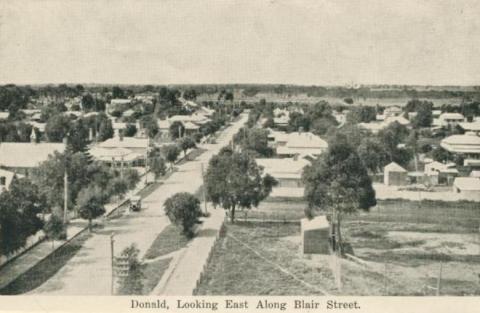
[164,193,202,238]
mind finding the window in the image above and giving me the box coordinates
[0,176,5,186]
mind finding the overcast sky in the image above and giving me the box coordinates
[1,0,480,85]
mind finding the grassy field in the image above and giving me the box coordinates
[196,199,480,296]
[144,225,190,260]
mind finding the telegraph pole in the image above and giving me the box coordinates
[63,136,68,224]
[201,163,208,214]
[110,232,115,295]
[436,262,443,296]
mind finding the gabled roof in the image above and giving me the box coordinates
[89,146,142,162]
[0,168,19,189]
[384,162,407,172]
[440,112,464,120]
[0,142,65,168]
[255,158,309,179]
[110,99,132,105]
[98,137,149,149]
[459,122,480,132]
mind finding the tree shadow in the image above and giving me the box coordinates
[0,231,91,295]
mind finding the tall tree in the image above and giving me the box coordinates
[205,151,277,223]
[43,214,66,249]
[162,145,180,170]
[303,135,376,253]
[76,186,105,231]
[179,136,196,158]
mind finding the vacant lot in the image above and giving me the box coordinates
[196,199,480,296]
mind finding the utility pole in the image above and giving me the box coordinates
[436,262,443,296]
[63,136,68,224]
[201,163,208,214]
[384,262,388,295]
[145,137,149,185]
[110,232,115,295]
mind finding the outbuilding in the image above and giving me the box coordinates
[452,177,480,201]
[384,162,407,186]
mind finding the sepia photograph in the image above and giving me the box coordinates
[0,0,480,311]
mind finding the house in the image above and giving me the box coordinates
[458,121,480,135]
[432,110,442,118]
[255,158,309,188]
[439,113,464,128]
[107,99,132,113]
[0,142,66,175]
[0,168,19,193]
[273,114,290,127]
[407,112,418,120]
[383,106,402,117]
[384,162,407,186]
[301,216,330,255]
[424,161,458,185]
[97,136,149,156]
[267,130,290,147]
[440,133,480,166]
[452,177,480,201]
[89,146,143,167]
[0,112,10,120]
[384,115,410,127]
[275,132,328,158]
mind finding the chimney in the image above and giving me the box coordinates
[88,128,93,141]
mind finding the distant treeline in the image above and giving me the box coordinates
[3,84,480,104]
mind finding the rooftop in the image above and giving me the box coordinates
[384,162,407,172]
[98,137,149,149]
[0,142,65,168]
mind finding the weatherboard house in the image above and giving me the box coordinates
[0,142,66,175]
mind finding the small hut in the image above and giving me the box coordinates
[301,216,330,255]
[384,162,407,186]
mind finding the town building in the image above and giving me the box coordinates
[270,132,328,158]
[452,177,480,201]
[424,161,458,185]
[384,162,407,186]
[458,121,480,135]
[383,106,403,117]
[0,168,19,193]
[255,158,309,188]
[0,142,66,175]
[440,133,480,166]
[439,112,465,128]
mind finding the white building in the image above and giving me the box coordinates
[0,142,66,174]
[452,177,480,201]
[255,158,309,188]
[441,133,480,166]
[439,113,464,128]
[273,132,328,158]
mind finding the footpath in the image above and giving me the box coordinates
[0,171,155,292]
[153,205,226,295]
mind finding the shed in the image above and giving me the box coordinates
[384,162,407,186]
[301,216,330,255]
